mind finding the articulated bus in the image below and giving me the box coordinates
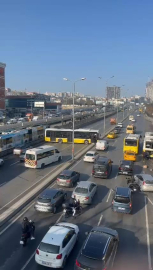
[45,128,100,144]
[123,134,141,154]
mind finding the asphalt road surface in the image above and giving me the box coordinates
[2,111,153,270]
[0,111,124,214]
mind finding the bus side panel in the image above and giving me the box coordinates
[45,137,51,142]
[56,138,68,143]
[74,138,91,144]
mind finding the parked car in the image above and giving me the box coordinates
[34,188,67,213]
[0,158,4,166]
[75,226,119,270]
[134,174,153,192]
[92,156,113,178]
[118,160,134,176]
[35,222,79,268]
[83,151,99,163]
[72,181,97,204]
[56,170,80,187]
[112,187,133,214]
[96,140,109,151]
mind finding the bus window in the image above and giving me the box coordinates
[125,139,137,146]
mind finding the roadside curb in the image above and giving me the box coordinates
[0,112,130,227]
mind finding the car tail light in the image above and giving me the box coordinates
[119,167,121,170]
[36,249,39,255]
[76,260,81,267]
[85,197,89,200]
[35,161,37,165]
[105,171,108,175]
[129,203,132,208]
[112,200,114,205]
[143,181,145,185]
[66,180,71,183]
[56,253,62,259]
[57,178,60,181]
[92,170,95,174]
[103,268,107,270]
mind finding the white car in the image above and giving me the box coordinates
[0,158,4,166]
[117,123,123,128]
[83,151,99,162]
[137,114,140,117]
[131,119,136,122]
[35,222,79,268]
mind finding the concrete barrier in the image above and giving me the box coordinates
[0,112,130,227]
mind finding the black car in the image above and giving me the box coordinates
[114,128,120,134]
[75,226,119,270]
[92,156,113,178]
[118,160,134,176]
[34,188,67,213]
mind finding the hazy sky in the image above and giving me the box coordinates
[0,0,153,97]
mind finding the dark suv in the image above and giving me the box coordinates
[75,226,119,270]
[118,160,134,176]
[112,187,132,214]
[92,156,113,178]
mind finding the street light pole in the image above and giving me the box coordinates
[63,77,86,160]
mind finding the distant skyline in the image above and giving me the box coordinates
[1,0,153,97]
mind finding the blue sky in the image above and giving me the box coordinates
[0,0,153,97]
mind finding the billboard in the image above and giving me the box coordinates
[34,102,45,107]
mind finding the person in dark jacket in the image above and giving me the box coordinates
[22,217,35,240]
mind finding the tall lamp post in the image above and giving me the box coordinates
[98,76,114,134]
[63,77,86,160]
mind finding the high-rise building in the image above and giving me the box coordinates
[0,62,6,110]
[146,80,153,101]
[106,86,120,99]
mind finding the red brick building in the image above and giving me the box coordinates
[0,62,6,110]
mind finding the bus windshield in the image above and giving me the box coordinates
[26,153,35,160]
[125,139,137,146]
[145,141,153,149]
[127,127,133,131]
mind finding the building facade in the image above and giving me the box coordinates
[146,80,153,101]
[106,86,121,99]
[0,62,6,110]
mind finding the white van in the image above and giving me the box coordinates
[25,145,62,169]
[96,140,109,151]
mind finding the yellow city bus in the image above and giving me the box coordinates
[45,128,100,144]
[123,134,140,154]
[126,125,135,134]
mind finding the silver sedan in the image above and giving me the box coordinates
[134,174,153,192]
[72,181,97,204]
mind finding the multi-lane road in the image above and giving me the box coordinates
[0,111,124,213]
[1,111,153,270]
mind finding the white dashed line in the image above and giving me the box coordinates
[10,161,19,166]
[97,214,103,226]
[144,196,152,270]
[148,197,153,206]
[106,189,112,202]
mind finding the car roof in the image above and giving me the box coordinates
[116,187,130,197]
[42,225,70,245]
[95,156,109,164]
[60,170,73,176]
[39,188,60,198]
[137,174,153,181]
[76,181,93,188]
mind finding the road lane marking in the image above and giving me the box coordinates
[70,159,82,169]
[106,189,112,202]
[0,182,6,187]
[115,174,118,179]
[144,196,152,270]
[148,197,153,206]
[20,251,35,270]
[97,214,103,226]
[0,201,35,235]
[10,161,19,166]
[56,213,64,224]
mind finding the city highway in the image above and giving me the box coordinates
[1,112,153,270]
[0,111,124,214]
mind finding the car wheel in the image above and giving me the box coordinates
[58,156,61,162]
[53,206,57,214]
[62,256,67,268]
[58,139,63,143]
[63,194,67,201]
[41,163,45,169]
[84,140,89,145]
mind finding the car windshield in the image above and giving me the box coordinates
[86,153,94,157]
[145,141,153,149]
[59,174,70,179]
[75,187,88,194]
[25,154,35,160]
[39,242,60,254]
[114,196,130,204]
